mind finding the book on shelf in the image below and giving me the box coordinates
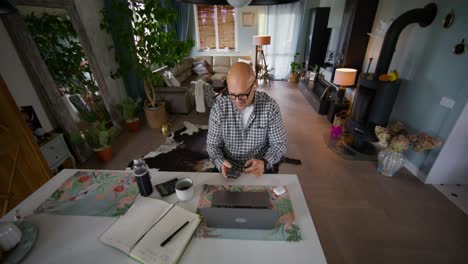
[100,197,201,264]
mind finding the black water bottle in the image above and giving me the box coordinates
[133,159,153,196]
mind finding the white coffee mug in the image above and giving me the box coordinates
[175,178,194,201]
[0,222,22,251]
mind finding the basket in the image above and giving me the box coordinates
[144,101,167,128]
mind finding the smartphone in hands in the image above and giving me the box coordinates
[226,169,241,179]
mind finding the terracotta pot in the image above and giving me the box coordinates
[94,146,113,162]
[144,102,167,128]
[289,72,299,83]
[126,117,141,132]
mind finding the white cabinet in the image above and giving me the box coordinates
[40,133,75,174]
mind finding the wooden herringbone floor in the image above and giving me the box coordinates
[82,81,468,264]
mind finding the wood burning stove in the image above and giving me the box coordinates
[347,3,437,153]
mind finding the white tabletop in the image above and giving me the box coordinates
[2,169,327,264]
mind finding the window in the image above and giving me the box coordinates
[195,5,237,51]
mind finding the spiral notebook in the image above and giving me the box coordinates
[99,197,201,264]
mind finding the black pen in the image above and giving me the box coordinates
[160,220,190,247]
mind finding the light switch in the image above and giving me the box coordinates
[440,97,455,109]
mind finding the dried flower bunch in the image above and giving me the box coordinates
[375,121,442,153]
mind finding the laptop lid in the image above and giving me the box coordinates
[212,191,270,208]
[199,207,279,230]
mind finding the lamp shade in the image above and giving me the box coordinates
[226,0,253,7]
[253,35,271,46]
[333,68,357,86]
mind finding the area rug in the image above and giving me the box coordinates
[195,184,302,242]
[130,121,301,172]
[34,171,138,217]
[128,122,216,172]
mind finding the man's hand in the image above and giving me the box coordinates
[244,159,265,177]
[221,160,232,178]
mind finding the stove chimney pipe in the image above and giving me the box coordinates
[374,3,437,78]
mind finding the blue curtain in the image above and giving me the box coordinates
[172,1,192,41]
[104,0,145,101]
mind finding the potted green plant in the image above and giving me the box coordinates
[116,97,142,132]
[289,53,301,83]
[101,0,194,128]
[71,121,118,162]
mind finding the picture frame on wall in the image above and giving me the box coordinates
[242,12,254,27]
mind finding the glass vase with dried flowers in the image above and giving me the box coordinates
[375,122,442,177]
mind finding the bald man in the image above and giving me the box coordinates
[207,62,286,177]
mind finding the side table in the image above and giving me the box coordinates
[40,133,75,174]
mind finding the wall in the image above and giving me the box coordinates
[0,21,56,132]
[74,0,127,107]
[319,0,345,58]
[426,102,468,184]
[189,5,265,58]
[363,0,468,180]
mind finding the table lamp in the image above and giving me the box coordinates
[253,35,271,79]
[333,68,357,102]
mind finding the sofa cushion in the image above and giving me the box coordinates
[194,56,213,73]
[161,71,172,87]
[171,57,194,83]
[211,72,227,81]
[213,56,230,70]
[192,61,209,75]
[230,56,251,66]
[213,66,229,73]
[211,73,227,88]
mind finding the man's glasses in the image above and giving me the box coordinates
[228,81,255,101]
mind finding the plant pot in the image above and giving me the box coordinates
[94,146,113,162]
[126,117,141,132]
[144,102,167,128]
[289,72,299,83]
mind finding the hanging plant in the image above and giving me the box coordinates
[100,0,195,108]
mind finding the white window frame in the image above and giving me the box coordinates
[194,5,238,52]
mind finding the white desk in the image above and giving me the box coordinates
[2,169,327,264]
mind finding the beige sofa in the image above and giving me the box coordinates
[155,55,251,114]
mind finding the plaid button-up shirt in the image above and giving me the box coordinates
[207,91,287,172]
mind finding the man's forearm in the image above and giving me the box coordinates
[207,144,225,170]
[263,143,286,169]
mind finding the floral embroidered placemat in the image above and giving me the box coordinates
[35,171,138,217]
[195,184,302,242]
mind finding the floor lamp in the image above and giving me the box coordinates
[253,35,271,80]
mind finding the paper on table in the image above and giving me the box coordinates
[130,206,200,264]
[99,197,173,254]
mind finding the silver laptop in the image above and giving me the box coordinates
[199,191,280,229]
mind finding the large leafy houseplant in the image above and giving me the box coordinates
[24,13,98,95]
[100,0,194,127]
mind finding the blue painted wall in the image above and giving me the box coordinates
[364,0,468,178]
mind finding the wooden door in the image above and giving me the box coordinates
[0,75,52,217]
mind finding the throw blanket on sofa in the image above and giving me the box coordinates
[192,80,215,113]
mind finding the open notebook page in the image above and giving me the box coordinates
[130,205,201,264]
[99,197,173,254]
